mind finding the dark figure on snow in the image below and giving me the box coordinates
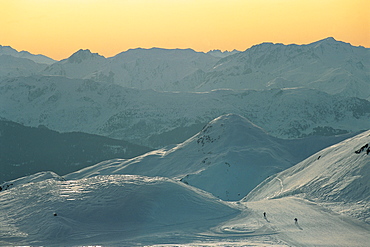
[263,212,266,218]
[294,218,298,223]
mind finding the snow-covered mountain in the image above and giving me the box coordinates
[1,76,369,147]
[195,37,370,100]
[244,129,370,223]
[42,49,107,79]
[0,45,56,65]
[42,48,220,91]
[66,114,358,201]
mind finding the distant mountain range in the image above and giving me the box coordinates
[195,37,370,100]
[1,76,369,148]
[1,38,369,99]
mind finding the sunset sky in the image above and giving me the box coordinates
[1,0,369,60]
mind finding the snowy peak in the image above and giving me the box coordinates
[207,49,240,58]
[194,114,270,149]
[312,36,337,44]
[309,36,348,49]
[66,49,105,63]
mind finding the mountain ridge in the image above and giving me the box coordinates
[0,120,152,182]
[0,45,56,65]
[65,114,360,201]
[2,38,369,99]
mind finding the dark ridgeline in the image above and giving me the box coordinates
[0,120,152,183]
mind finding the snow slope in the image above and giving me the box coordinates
[244,130,370,223]
[242,196,370,247]
[0,173,239,246]
[66,114,359,201]
[1,76,369,147]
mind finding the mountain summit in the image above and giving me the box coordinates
[66,49,105,63]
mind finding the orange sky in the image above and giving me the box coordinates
[1,0,369,60]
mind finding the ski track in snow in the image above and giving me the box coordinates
[147,195,370,246]
[273,177,284,199]
[245,197,370,247]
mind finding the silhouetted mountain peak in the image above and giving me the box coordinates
[67,49,105,63]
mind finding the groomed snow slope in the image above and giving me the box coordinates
[0,172,239,246]
[242,196,370,247]
[244,130,370,223]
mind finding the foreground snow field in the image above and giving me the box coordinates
[1,130,370,246]
[1,176,369,246]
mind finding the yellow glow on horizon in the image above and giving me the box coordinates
[1,0,368,60]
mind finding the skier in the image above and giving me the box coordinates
[294,218,298,223]
[263,212,266,218]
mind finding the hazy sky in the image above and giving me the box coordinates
[1,0,369,60]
